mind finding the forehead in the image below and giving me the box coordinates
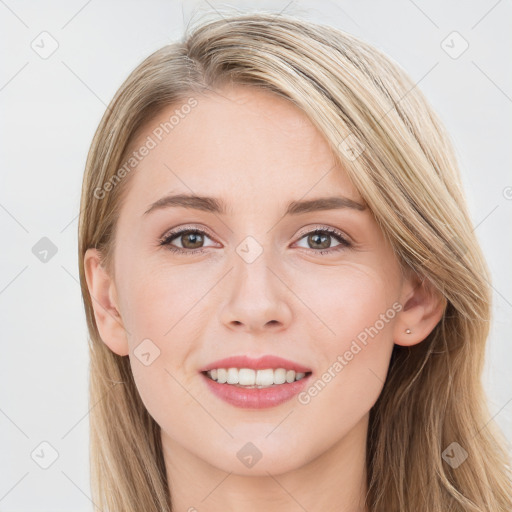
[122,84,362,212]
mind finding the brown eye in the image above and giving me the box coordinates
[180,231,204,249]
[159,228,217,255]
[307,232,331,250]
[295,227,351,255]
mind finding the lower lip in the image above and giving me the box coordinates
[201,372,312,409]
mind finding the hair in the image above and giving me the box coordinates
[77,11,512,512]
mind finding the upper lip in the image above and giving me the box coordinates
[200,355,312,373]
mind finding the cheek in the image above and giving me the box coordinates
[117,257,222,419]
[291,261,397,343]
[292,262,397,406]
[123,285,201,442]
[119,259,212,349]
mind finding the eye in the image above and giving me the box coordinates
[159,227,218,255]
[294,227,351,255]
[158,225,352,256]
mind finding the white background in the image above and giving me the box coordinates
[1,0,511,510]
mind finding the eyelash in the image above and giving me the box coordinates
[158,225,352,256]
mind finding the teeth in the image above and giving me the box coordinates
[226,368,239,384]
[274,368,286,385]
[217,368,227,383]
[239,368,256,386]
[285,370,295,383]
[256,369,273,386]
[205,367,309,387]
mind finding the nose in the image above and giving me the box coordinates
[219,250,293,333]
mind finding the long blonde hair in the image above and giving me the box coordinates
[78,12,512,511]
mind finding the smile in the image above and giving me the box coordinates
[204,367,309,388]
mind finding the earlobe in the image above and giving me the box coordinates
[393,273,447,347]
[84,248,130,356]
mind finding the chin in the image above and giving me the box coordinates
[203,434,313,476]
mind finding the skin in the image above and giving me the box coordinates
[85,84,446,512]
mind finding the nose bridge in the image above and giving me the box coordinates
[219,234,292,330]
[232,234,276,298]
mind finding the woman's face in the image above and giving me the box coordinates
[87,84,421,476]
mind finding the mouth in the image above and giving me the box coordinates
[199,355,313,408]
[202,368,312,388]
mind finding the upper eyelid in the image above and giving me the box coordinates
[161,224,216,239]
[295,224,348,240]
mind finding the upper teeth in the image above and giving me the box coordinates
[206,368,307,387]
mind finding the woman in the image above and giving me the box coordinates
[78,12,512,511]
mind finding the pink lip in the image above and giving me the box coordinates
[199,355,312,373]
[201,372,312,409]
[199,355,313,409]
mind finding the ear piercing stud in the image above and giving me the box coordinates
[405,328,412,334]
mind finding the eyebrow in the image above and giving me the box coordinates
[143,193,367,216]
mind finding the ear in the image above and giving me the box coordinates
[83,248,129,356]
[393,268,447,347]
